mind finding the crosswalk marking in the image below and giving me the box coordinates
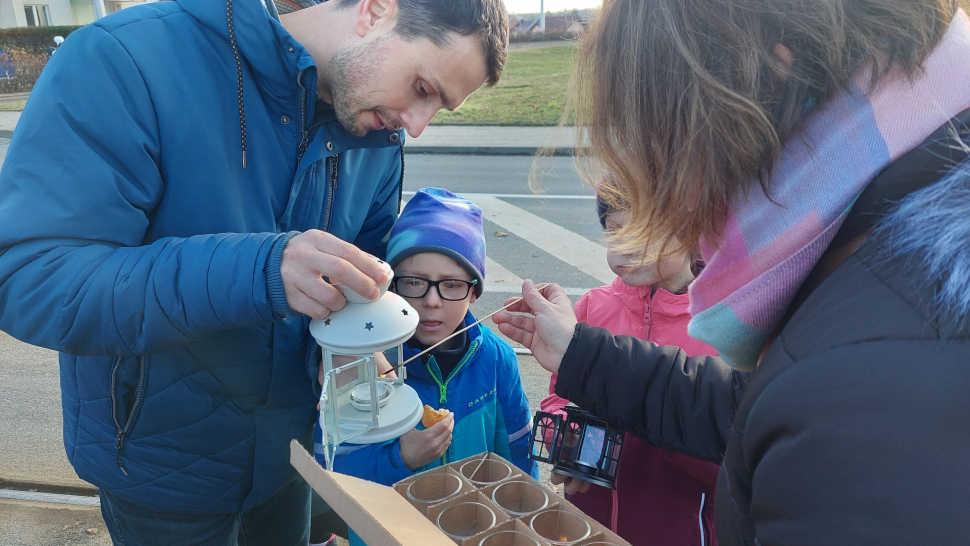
[472,195,616,285]
[484,255,589,296]
[401,192,609,295]
[486,256,524,289]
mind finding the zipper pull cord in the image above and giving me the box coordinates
[114,432,128,476]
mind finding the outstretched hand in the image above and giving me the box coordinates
[492,280,577,375]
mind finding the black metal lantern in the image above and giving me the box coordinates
[528,405,624,489]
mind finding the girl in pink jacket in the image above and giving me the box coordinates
[542,199,719,546]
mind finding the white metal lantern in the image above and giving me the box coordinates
[309,261,423,470]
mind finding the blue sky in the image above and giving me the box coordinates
[505,0,601,15]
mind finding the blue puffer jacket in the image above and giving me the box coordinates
[321,313,539,485]
[0,0,403,513]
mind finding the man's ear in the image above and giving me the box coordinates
[469,292,477,304]
[354,0,399,38]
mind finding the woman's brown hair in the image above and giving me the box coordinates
[573,0,962,257]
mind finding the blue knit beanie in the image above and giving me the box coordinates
[387,188,486,297]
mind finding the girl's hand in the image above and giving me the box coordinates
[492,280,577,375]
[551,471,592,494]
[399,414,454,470]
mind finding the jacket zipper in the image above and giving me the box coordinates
[698,493,706,546]
[322,155,338,232]
[296,69,310,163]
[424,340,480,465]
[110,356,146,476]
[295,68,339,231]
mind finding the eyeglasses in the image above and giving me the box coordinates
[392,276,478,301]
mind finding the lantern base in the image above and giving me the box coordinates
[332,380,424,444]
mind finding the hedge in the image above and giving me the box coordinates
[0,26,82,93]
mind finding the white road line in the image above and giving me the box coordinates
[485,259,596,295]
[485,256,524,288]
[472,195,616,284]
[484,284,590,296]
[404,191,595,200]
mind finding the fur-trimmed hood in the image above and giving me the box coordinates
[875,156,970,333]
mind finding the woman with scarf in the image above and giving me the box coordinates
[494,1,970,544]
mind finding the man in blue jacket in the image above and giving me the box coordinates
[0,0,507,544]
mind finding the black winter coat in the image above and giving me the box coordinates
[555,117,970,545]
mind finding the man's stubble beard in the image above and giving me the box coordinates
[324,38,393,137]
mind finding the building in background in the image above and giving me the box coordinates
[509,9,593,38]
[0,0,153,29]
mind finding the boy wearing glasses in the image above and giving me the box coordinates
[327,187,538,499]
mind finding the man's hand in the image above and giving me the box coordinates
[399,414,454,471]
[492,280,577,374]
[551,471,592,495]
[280,230,390,319]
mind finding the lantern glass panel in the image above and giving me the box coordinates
[576,425,606,468]
[558,420,583,467]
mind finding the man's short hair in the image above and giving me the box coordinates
[336,0,509,86]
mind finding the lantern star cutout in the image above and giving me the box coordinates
[401,309,409,316]
[365,322,374,331]
[323,318,331,326]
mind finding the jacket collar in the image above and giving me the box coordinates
[403,312,483,380]
[609,277,692,322]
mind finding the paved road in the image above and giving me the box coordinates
[0,153,608,539]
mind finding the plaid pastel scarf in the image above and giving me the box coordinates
[688,10,970,371]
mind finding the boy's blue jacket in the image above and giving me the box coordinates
[321,313,539,485]
[0,0,404,513]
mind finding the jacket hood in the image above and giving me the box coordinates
[177,0,314,167]
[875,156,970,333]
[178,0,306,93]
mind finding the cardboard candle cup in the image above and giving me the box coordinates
[407,473,464,512]
[529,509,591,545]
[490,481,549,517]
[460,459,512,486]
[436,501,498,543]
[478,529,542,546]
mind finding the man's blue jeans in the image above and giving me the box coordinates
[99,477,311,546]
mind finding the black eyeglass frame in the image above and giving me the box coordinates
[391,276,479,301]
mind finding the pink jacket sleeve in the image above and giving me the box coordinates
[539,293,591,416]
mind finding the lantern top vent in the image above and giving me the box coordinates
[309,261,419,354]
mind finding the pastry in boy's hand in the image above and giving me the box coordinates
[422,405,451,428]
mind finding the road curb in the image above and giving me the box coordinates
[0,477,99,497]
[0,129,13,138]
[404,145,575,156]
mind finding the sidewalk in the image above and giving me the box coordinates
[0,111,20,138]
[406,125,577,155]
[0,111,577,155]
